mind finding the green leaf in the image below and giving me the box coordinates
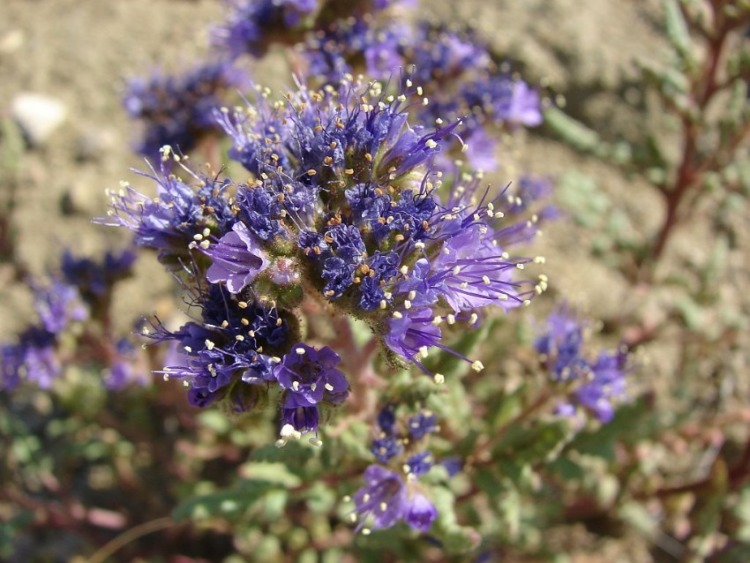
[250,441,315,474]
[197,410,232,434]
[172,480,279,521]
[663,0,692,60]
[497,483,522,540]
[543,107,606,156]
[261,489,289,520]
[305,481,337,514]
[240,461,302,488]
[492,420,570,466]
[489,386,526,429]
[569,397,667,460]
[430,487,480,553]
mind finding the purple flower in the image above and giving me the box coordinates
[407,411,438,440]
[536,307,630,423]
[501,80,543,127]
[16,328,61,389]
[404,451,433,476]
[205,221,270,293]
[1,344,24,392]
[124,61,243,159]
[106,338,148,390]
[351,465,438,533]
[364,25,407,79]
[461,128,498,171]
[274,344,349,408]
[403,491,438,532]
[281,405,320,435]
[99,159,234,263]
[61,248,136,301]
[385,309,442,367]
[31,279,87,334]
[213,0,318,58]
[573,351,628,423]
[428,226,525,314]
[149,284,288,410]
[371,435,403,463]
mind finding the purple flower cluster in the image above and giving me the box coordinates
[349,404,451,533]
[123,0,543,195]
[299,19,543,171]
[535,307,629,423]
[1,249,145,392]
[104,75,544,442]
[351,465,438,534]
[124,61,243,159]
[214,0,320,58]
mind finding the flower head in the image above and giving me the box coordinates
[214,0,319,58]
[351,465,438,533]
[124,61,243,159]
[274,343,349,408]
[536,306,630,423]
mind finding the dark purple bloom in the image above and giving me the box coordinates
[205,221,269,293]
[427,226,525,314]
[500,80,543,127]
[371,435,403,463]
[364,26,406,79]
[385,309,442,367]
[404,451,433,476]
[214,0,318,58]
[573,351,628,423]
[534,307,589,381]
[441,457,463,477]
[16,328,61,389]
[351,465,437,533]
[61,248,136,301]
[124,61,243,159]
[377,404,397,434]
[407,411,438,440]
[404,491,439,532]
[281,404,320,435]
[274,344,349,408]
[150,284,288,409]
